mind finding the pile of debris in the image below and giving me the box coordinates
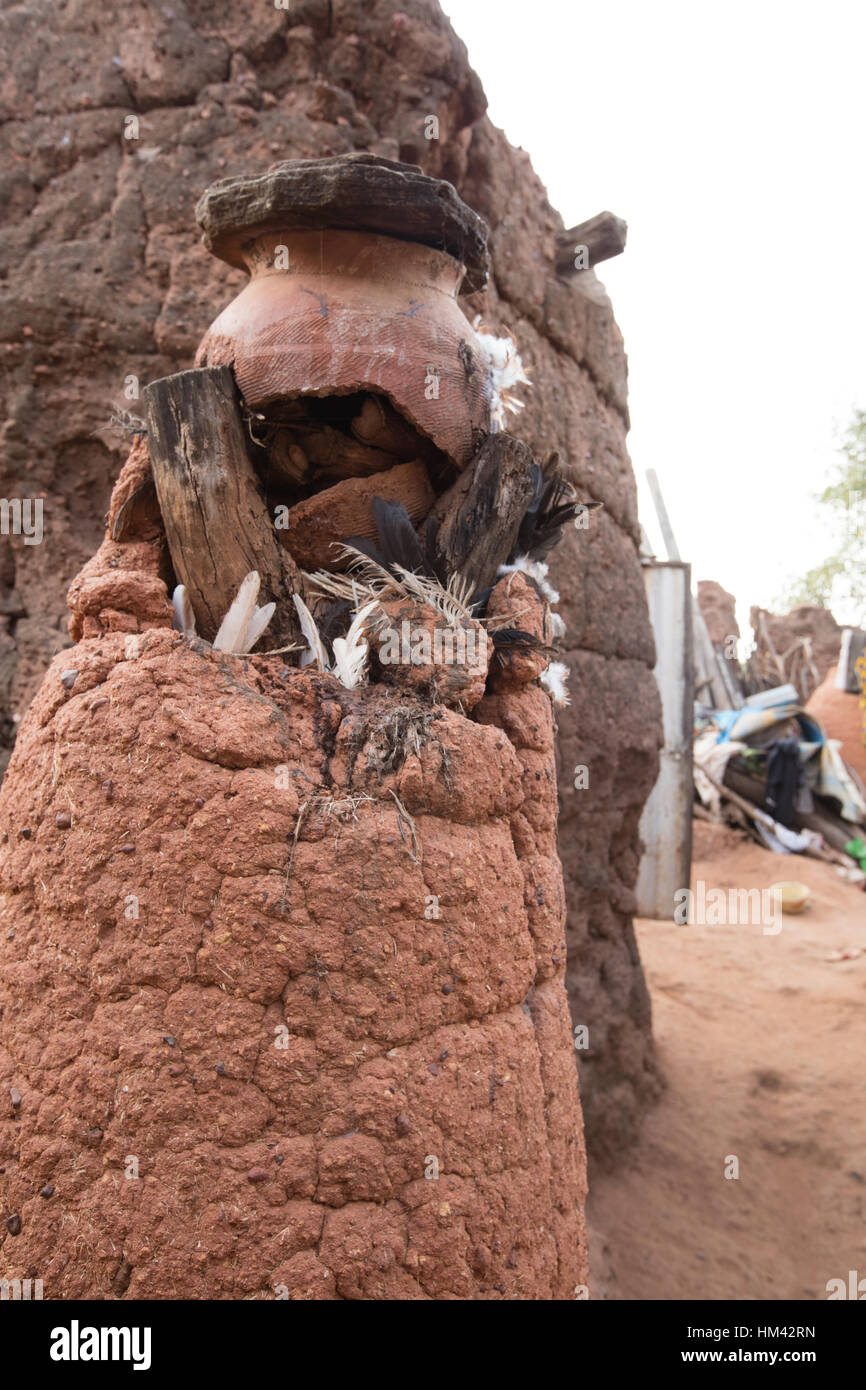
[690,579,866,885]
[694,682,866,888]
[746,604,844,704]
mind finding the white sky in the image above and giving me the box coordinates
[443,0,866,629]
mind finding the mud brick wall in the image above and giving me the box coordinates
[0,0,662,1162]
[751,604,842,695]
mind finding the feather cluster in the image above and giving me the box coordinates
[172,573,276,655]
[293,592,376,690]
[540,660,570,708]
[307,543,476,629]
[474,319,532,431]
[172,585,196,638]
[515,454,584,560]
[213,573,276,654]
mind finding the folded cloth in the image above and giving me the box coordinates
[766,735,801,827]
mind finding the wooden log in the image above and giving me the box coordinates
[143,366,300,646]
[646,468,682,563]
[556,211,627,277]
[428,433,536,596]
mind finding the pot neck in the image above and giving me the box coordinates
[237,227,466,297]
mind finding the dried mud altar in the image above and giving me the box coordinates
[0,0,662,1208]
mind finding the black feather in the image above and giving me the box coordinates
[492,628,553,653]
[469,584,493,615]
[370,498,430,575]
[513,451,602,561]
[422,513,450,586]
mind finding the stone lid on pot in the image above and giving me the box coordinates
[195,153,490,294]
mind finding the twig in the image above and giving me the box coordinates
[389,789,419,863]
[281,799,309,912]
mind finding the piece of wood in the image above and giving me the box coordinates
[428,433,536,596]
[556,211,627,277]
[756,609,787,685]
[646,468,682,562]
[143,366,300,645]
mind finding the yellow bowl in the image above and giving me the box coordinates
[770,881,810,914]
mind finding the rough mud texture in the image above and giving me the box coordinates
[697,580,739,647]
[0,0,661,1161]
[281,459,435,572]
[751,604,842,699]
[0,529,587,1296]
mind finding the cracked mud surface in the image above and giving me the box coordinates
[0,564,586,1296]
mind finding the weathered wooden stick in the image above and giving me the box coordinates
[143,366,300,645]
[556,211,627,277]
[429,433,536,596]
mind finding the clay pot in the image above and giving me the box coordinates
[194,155,493,469]
[197,229,488,468]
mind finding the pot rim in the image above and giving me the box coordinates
[195,153,491,294]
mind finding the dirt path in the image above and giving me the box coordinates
[588,819,866,1300]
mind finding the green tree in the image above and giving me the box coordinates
[781,409,866,619]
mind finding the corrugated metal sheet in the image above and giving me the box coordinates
[635,562,694,918]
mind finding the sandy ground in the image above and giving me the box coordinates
[588,818,866,1301]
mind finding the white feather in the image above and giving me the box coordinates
[540,660,570,707]
[330,601,376,690]
[497,555,560,605]
[242,602,276,653]
[172,584,196,637]
[293,592,329,671]
[474,319,533,432]
[306,551,475,629]
[213,572,260,653]
[550,612,566,640]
